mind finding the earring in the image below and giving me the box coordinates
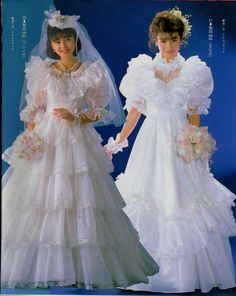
[75,38,78,55]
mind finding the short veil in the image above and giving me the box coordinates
[19,5,125,127]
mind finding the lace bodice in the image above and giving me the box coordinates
[21,56,112,118]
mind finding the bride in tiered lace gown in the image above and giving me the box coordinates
[1,9,159,289]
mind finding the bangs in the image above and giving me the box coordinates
[50,30,73,41]
[159,18,184,35]
[158,32,180,40]
[46,25,82,59]
[48,26,76,41]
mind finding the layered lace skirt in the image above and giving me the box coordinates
[1,119,159,289]
[116,112,236,293]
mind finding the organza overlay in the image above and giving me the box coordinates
[2,57,159,289]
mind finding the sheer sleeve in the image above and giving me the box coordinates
[83,61,117,125]
[20,56,47,123]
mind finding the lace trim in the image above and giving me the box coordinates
[49,62,89,78]
[42,133,101,146]
[2,237,97,249]
[34,162,113,176]
[2,239,145,251]
[128,192,235,221]
[1,258,158,289]
[149,234,236,259]
[1,280,110,289]
[1,275,151,290]
[124,196,236,257]
[3,185,121,211]
[155,68,181,84]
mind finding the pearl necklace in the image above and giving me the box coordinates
[58,59,81,73]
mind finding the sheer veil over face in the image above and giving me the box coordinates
[19,6,125,127]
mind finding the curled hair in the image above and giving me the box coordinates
[46,25,82,59]
[149,10,189,51]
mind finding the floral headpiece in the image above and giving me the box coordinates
[169,7,192,40]
[44,10,80,29]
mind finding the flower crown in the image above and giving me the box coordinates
[169,7,192,40]
[44,10,80,29]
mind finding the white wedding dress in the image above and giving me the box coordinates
[116,53,236,293]
[1,56,159,289]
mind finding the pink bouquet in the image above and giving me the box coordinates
[12,130,44,161]
[176,125,216,163]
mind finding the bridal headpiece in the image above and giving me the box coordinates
[44,10,80,29]
[169,7,192,40]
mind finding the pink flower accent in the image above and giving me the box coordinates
[176,125,216,163]
[12,130,44,161]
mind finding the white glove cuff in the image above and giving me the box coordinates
[106,134,128,154]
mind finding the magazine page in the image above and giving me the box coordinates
[1,1,236,295]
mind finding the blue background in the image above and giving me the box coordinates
[1,1,236,295]
[2,0,53,170]
[2,0,236,193]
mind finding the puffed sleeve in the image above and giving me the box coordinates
[119,54,153,115]
[83,60,116,124]
[20,56,48,123]
[183,56,214,115]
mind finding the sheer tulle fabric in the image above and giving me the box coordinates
[117,53,236,293]
[19,7,125,127]
[1,58,159,289]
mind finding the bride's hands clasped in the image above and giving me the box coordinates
[52,108,100,124]
[52,108,74,121]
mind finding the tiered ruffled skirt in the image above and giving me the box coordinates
[116,112,236,293]
[1,119,159,289]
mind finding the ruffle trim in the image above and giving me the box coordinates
[123,193,236,257]
[182,56,213,115]
[120,54,213,115]
[1,221,159,289]
[25,56,106,101]
[2,142,112,175]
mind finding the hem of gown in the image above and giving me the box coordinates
[125,283,236,294]
[1,272,159,290]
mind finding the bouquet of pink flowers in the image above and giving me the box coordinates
[12,130,44,161]
[176,125,216,163]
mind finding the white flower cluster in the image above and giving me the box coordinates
[170,7,192,41]
[44,10,80,29]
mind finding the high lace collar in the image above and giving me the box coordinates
[153,53,185,73]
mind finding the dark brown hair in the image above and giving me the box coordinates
[149,10,185,51]
[46,25,82,59]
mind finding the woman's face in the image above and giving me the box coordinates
[51,36,76,59]
[156,32,181,61]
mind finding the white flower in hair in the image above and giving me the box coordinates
[44,10,80,29]
[172,10,182,18]
[169,7,192,41]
